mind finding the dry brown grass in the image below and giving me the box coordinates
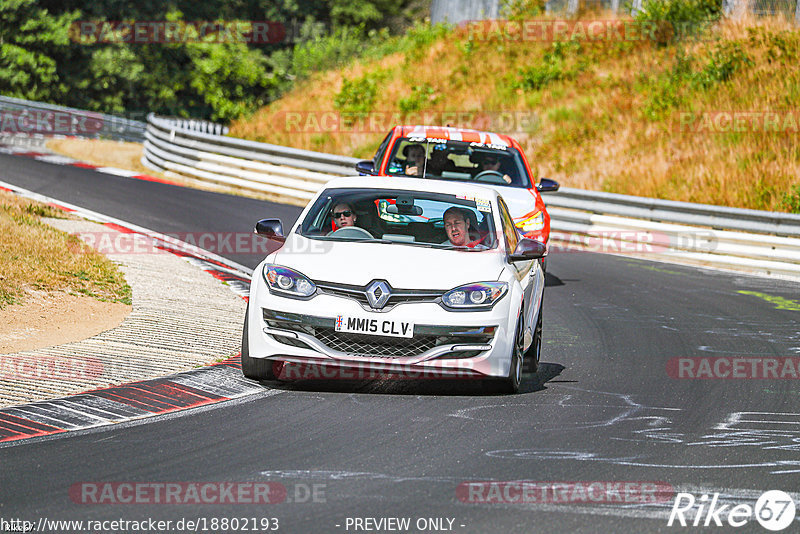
[44,138,308,204]
[0,191,131,309]
[46,138,156,176]
[230,14,800,212]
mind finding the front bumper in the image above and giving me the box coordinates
[247,297,516,379]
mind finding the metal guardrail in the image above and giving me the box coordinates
[140,112,800,279]
[0,95,146,142]
[548,208,800,278]
[142,113,358,203]
[548,187,800,237]
[546,188,800,278]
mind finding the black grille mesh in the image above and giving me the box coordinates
[313,328,437,358]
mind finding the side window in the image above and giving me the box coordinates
[497,198,518,253]
[373,131,393,169]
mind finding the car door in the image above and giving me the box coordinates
[498,196,542,339]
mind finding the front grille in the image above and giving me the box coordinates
[313,328,437,358]
[315,281,442,310]
[264,309,495,359]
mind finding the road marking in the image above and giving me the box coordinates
[738,290,800,311]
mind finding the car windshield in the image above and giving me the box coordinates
[299,188,498,250]
[384,136,532,188]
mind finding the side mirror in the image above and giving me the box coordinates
[536,178,560,193]
[509,238,546,261]
[355,160,376,175]
[254,218,285,240]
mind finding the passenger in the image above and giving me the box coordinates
[330,202,357,232]
[403,144,426,177]
[427,146,456,175]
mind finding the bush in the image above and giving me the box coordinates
[693,42,753,88]
[634,0,721,44]
[515,41,582,92]
[334,76,378,113]
[397,83,438,112]
[781,184,800,213]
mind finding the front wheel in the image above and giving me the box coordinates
[490,317,524,394]
[240,304,276,381]
[525,300,543,374]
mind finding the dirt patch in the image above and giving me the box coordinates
[0,290,131,354]
[46,138,155,176]
[43,137,299,203]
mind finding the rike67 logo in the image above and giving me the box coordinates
[668,490,796,531]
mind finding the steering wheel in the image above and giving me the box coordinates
[473,170,504,181]
[329,226,373,239]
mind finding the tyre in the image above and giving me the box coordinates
[240,304,276,380]
[525,299,543,374]
[491,316,524,394]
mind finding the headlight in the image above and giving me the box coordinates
[263,264,316,298]
[442,282,507,310]
[517,211,544,233]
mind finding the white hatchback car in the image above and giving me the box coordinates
[242,176,545,393]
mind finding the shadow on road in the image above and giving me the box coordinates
[261,361,566,397]
[545,271,565,287]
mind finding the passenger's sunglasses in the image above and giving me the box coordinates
[333,210,353,218]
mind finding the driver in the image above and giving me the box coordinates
[330,202,357,232]
[443,206,479,247]
[477,154,512,184]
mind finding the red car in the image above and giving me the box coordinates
[356,125,559,248]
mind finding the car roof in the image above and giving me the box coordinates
[394,125,518,148]
[323,175,501,201]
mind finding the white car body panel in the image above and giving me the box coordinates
[245,176,545,381]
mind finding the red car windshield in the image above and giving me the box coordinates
[384,137,532,188]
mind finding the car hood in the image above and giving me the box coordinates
[272,234,503,289]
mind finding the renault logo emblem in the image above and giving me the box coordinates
[366,280,391,309]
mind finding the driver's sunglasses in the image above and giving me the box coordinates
[484,158,499,165]
[333,210,353,218]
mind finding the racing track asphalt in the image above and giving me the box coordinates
[1,152,799,533]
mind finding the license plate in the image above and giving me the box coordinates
[335,315,414,338]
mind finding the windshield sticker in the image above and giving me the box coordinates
[469,141,509,150]
[455,195,493,212]
[407,136,450,144]
[475,198,492,212]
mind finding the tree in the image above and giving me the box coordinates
[0,0,79,101]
